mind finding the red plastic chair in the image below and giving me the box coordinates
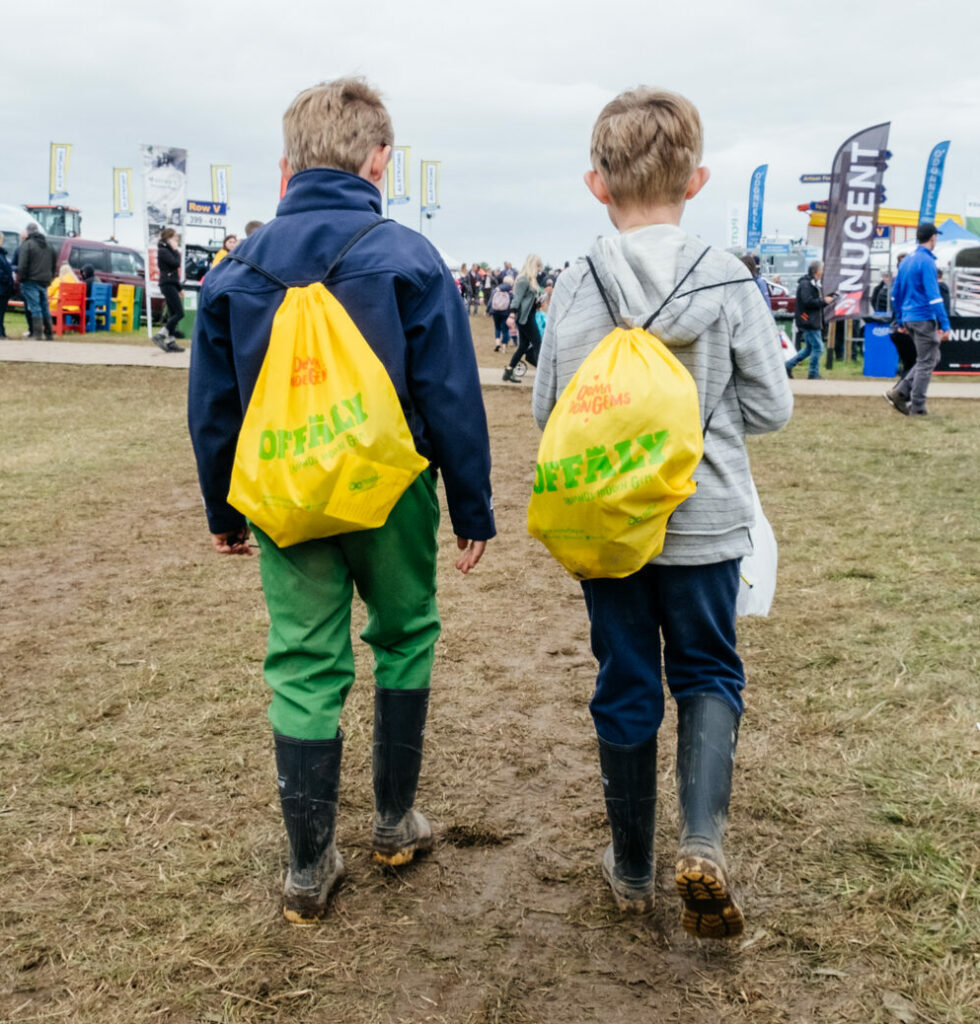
[51,282,88,336]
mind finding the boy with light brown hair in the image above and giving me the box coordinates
[189,77,494,924]
[533,87,792,938]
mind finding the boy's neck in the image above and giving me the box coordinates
[612,202,685,233]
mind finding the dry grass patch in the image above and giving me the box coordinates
[1,362,978,1023]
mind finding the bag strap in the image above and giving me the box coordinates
[642,245,712,330]
[225,217,389,289]
[585,256,619,326]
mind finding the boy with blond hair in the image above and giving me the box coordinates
[188,78,494,924]
[533,88,792,938]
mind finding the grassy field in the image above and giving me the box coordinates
[1,356,978,1023]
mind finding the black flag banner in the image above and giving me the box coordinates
[822,122,890,321]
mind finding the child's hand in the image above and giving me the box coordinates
[454,537,487,574]
[211,528,254,555]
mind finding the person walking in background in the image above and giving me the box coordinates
[17,223,56,340]
[489,274,514,351]
[884,223,950,417]
[188,77,494,925]
[785,260,834,379]
[740,255,771,311]
[0,242,14,338]
[502,254,542,382]
[153,228,185,353]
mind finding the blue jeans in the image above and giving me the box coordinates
[20,281,51,325]
[581,560,744,746]
[787,328,823,377]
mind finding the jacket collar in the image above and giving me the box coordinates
[276,168,383,217]
[916,244,937,261]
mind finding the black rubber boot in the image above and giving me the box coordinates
[42,314,53,340]
[674,696,744,939]
[274,731,344,924]
[372,687,433,866]
[597,731,657,913]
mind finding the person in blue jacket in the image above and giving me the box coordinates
[187,77,495,925]
[884,222,950,416]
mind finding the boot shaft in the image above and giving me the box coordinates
[274,731,343,872]
[373,687,429,829]
[675,696,739,860]
[598,731,657,885]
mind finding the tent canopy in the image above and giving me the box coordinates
[935,218,980,243]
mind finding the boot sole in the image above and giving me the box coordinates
[372,832,434,867]
[675,855,744,939]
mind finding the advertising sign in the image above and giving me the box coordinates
[800,173,831,184]
[918,141,950,225]
[746,164,767,249]
[421,161,441,211]
[49,143,72,201]
[965,196,980,238]
[822,122,890,321]
[140,144,188,302]
[387,147,410,205]
[726,203,743,249]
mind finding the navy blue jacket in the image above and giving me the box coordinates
[188,169,495,541]
[891,244,950,331]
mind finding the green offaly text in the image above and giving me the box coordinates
[258,394,366,460]
[533,431,668,494]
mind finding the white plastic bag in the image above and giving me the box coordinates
[736,480,777,617]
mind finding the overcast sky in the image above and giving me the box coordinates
[4,1,979,267]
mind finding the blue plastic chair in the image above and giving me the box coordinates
[86,282,113,333]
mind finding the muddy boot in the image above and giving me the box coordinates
[502,366,520,383]
[372,687,433,866]
[42,315,53,341]
[30,327,44,340]
[597,731,657,913]
[674,696,744,939]
[274,732,345,925]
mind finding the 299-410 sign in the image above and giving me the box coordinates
[186,199,227,227]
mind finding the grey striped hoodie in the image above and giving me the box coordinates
[532,224,793,566]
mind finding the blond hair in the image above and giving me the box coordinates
[518,254,542,288]
[283,78,393,175]
[590,87,703,207]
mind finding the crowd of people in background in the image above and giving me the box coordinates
[455,256,567,382]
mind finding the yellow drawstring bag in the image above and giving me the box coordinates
[226,222,428,547]
[528,251,721,580]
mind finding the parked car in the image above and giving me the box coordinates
[184,242,221,282]
[764,278,795,319]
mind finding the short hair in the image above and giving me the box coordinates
[244,220,263,236]
[26,222,39,235]
[590,87,703,206]
[283,78,393,175]
[809,260,822,276]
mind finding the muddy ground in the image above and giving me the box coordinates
[1,361,978,1023]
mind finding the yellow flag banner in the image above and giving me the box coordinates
[49,143,72,201]
[387,147,410,204]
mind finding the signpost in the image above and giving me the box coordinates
[186,200,228,228]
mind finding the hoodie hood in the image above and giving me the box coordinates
[589,224,750,348]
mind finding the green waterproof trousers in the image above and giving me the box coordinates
[253,472,441,739]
